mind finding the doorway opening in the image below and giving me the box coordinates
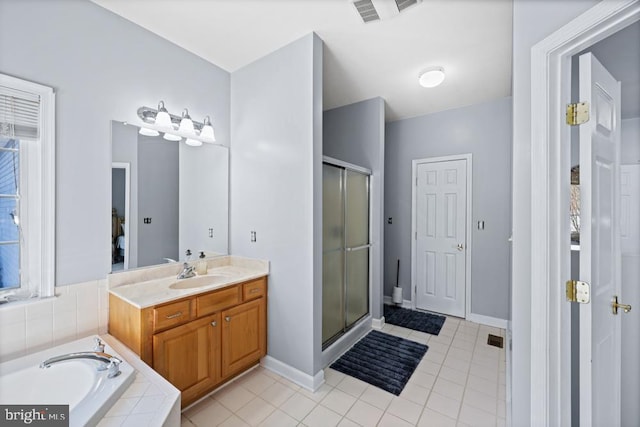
[529,1,639,425]
[111,162,130,271]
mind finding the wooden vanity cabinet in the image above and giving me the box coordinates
[153,313,221,405]
[221,298,266,377]
[109,276,267,407]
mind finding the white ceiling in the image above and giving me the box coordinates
[91,0,513,122]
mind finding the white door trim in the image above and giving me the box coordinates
[529,1,639,425]
[411,154,472,319]
[112,162,131,270]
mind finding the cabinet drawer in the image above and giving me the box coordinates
[242,278,266,301]
[154,300,192,332]
[197,286,241,317]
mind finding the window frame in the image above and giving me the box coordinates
[0,74,55,299]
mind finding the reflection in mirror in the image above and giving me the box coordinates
[110,121,228,272]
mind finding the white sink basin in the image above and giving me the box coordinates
[169,274,233,290]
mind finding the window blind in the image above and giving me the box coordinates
[0,85,40,139]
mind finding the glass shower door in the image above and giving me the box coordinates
[322,164,345,344]
[345,170,369,327]
[322,163,370,348]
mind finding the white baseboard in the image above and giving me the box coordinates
[383,296,412,309]
[371,316,385,330]
[261,355,324,392]
[467,313,508,329]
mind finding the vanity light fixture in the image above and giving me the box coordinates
[138,127,159,137]
[199,116,216,143]
[163,132,182,142]
[178,109,195,135]
[153,101,173,129]
[418,66,446,88]
[185,138,203,147]
[136,101,218,146]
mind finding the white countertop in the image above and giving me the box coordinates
[108,257,269,309]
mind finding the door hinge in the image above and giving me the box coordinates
[415,231,417,240]
[566,102,589,126]
[565,280,590,304]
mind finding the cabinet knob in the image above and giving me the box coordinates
[211,321,217,327]
[225,316,231,322]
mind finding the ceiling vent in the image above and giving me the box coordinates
[352,0,422,23]
[395,0,420,13]
[353,0,380,23]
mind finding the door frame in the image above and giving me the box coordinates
[112,162,131,270]
[529,1,639,425]
[411,154,472,319]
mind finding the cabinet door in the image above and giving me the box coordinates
[221,298,266,377]
[153,312,221,404]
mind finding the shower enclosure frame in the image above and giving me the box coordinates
[322,156,373,350]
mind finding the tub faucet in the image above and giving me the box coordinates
[40,351,122,378]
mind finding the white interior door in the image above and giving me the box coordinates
[578,52,623,427]
[414,158,467,317]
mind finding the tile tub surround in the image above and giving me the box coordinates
[98,334,180,427]
[0,279,109,363]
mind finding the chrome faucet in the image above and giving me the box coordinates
[176,249,196,279]
[177,262,196,279]
[40,351,122,378]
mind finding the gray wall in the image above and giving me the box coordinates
[320,97,385,370]
[230,34,323,378]
[137,138,179,267]
[385,97,512,320]
[511,0,601,422]
[622,117,640,163]
[0,0,230,285]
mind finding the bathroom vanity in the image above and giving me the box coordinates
[108,257,268,407]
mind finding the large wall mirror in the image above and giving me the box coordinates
[110,120,228,272]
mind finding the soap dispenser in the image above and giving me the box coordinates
[196,251,207,275]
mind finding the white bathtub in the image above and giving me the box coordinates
[0,335,135,427]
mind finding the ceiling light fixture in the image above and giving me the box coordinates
[136,101,218,146]
[418,67,446,88]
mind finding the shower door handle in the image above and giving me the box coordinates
[345,244,372,252]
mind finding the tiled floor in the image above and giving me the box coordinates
[181,317,507,427]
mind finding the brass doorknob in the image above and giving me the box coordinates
[612,296,632,315]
